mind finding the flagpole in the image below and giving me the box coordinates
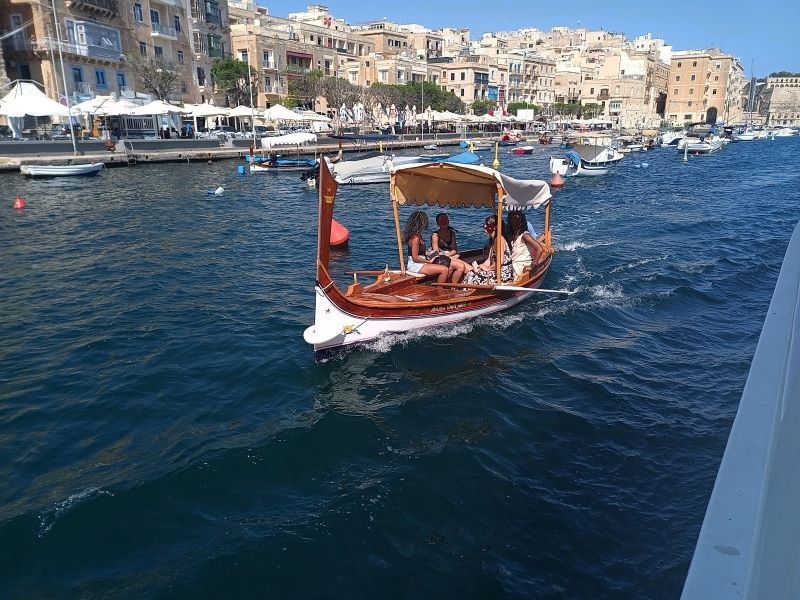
[51,0,77,155]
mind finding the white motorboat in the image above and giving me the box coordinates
[658,130,686,147]
[677,136,724,154]
[20,163,104,178]
[329,152,421,185]
[549,144,624,177]
[772,127,796,138]
[733,129,756,141]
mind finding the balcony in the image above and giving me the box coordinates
[1,33,33,55]
[151,22,178,40]
[33,37,124,63]
[261,62,277,70]
[205,6,222,26]
[65,0,118,17]
[208,46,224,58]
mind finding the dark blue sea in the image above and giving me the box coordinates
[1,137,798,598]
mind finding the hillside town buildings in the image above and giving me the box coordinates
[2,2,798,129]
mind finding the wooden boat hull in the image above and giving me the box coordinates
[20,163,104,177]
[304,256,552,357]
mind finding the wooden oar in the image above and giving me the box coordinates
[433,282,575,295]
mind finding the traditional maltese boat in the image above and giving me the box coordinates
[303,158,563,359]
[549,143,624,177]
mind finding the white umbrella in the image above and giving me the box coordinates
[95,99,140,116]
[0,81,72,117]
[189,102,230,117]
[129,99,188,115]
[72,95,115,115]
[228,105,255,117]
[263,104,304,121]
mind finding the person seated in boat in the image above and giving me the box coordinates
[403,210,456,284]
[507,210,544,279]
[430,212,473,282]
[268,150,278,166]
[431,213,459,258]
[463,215,514,286]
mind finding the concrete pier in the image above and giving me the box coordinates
[0,133,508,173]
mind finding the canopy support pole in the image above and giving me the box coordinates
[495,185,505,283]
[544,199,552,249]
[391,193,405,274]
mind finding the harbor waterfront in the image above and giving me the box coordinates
[1,139,799,597]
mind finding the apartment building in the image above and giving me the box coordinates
[438,27,469,58]
[129,0,195,99]
[665,48,744,125]
[229,1,373,107]
[439,54,490,107]
[764,75,800,127]
[187,0,230,103]
[351,21,409,55]
[1,0,133,102]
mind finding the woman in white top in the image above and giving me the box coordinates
[507,211,544,279]
[402,210,451,283]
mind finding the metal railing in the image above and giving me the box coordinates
[151,22,177,38]
[70,0,118,14]
[33,37,123,61]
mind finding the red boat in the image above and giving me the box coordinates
[511,146,535,155]
[302,158,563,359]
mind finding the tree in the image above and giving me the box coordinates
[128,55,180,100]
[321,77,360,119]
[470,99,496,116]
[582,102,601,119]
[287,69,324,109]
[211,57,259,107]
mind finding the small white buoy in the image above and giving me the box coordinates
[214,186,224,196]
[634,164,641,168]
[641,162,649,168]
[307,177,316,188]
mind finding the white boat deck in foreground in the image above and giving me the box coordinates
[682,221,800,599]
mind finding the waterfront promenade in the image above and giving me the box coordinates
[0,132,502,172]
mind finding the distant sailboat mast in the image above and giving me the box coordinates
[50,0,78,155]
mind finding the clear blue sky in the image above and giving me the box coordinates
[259,0,800,76]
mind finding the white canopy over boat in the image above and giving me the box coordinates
[390,162,551,210]
[0,81,72,117]
[260,132,317,148]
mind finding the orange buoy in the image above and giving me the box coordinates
[550,171,565,189]
[330,218,349,248]
[12,195,26,209]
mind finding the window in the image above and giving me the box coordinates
[154,46,163,57]
[677,61,681,67]
[675,75,680,82]
[450,72,454,81]
[265,75,271,89]
[460,72,465,81]
[139,42,147,56]
[71,66,83,85]
[590,87,594,94]
[197,67,206,86]
[714,76,719,81]
[133,3,143,21]
[684,114,691,120]
[262,51,271,64]
[149,9,159,25]
[689,88,694,94]
[95,68,107,88]
[712,89,717,95]
[691,74,696,81]
[181,81,188,94]
[238,49,248,62]
[692,61,697,67]
[177,50,184,65]
[460,89,464,96]
[688,100,692,107]
[716,62,721,70]
[674,88,678,95]
[174,15,181,33]
[116,72,126,89]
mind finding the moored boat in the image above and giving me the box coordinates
[303,159,557,359]
[20,163,104,178]
[511,146,535,155]
[549,143,624,177]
